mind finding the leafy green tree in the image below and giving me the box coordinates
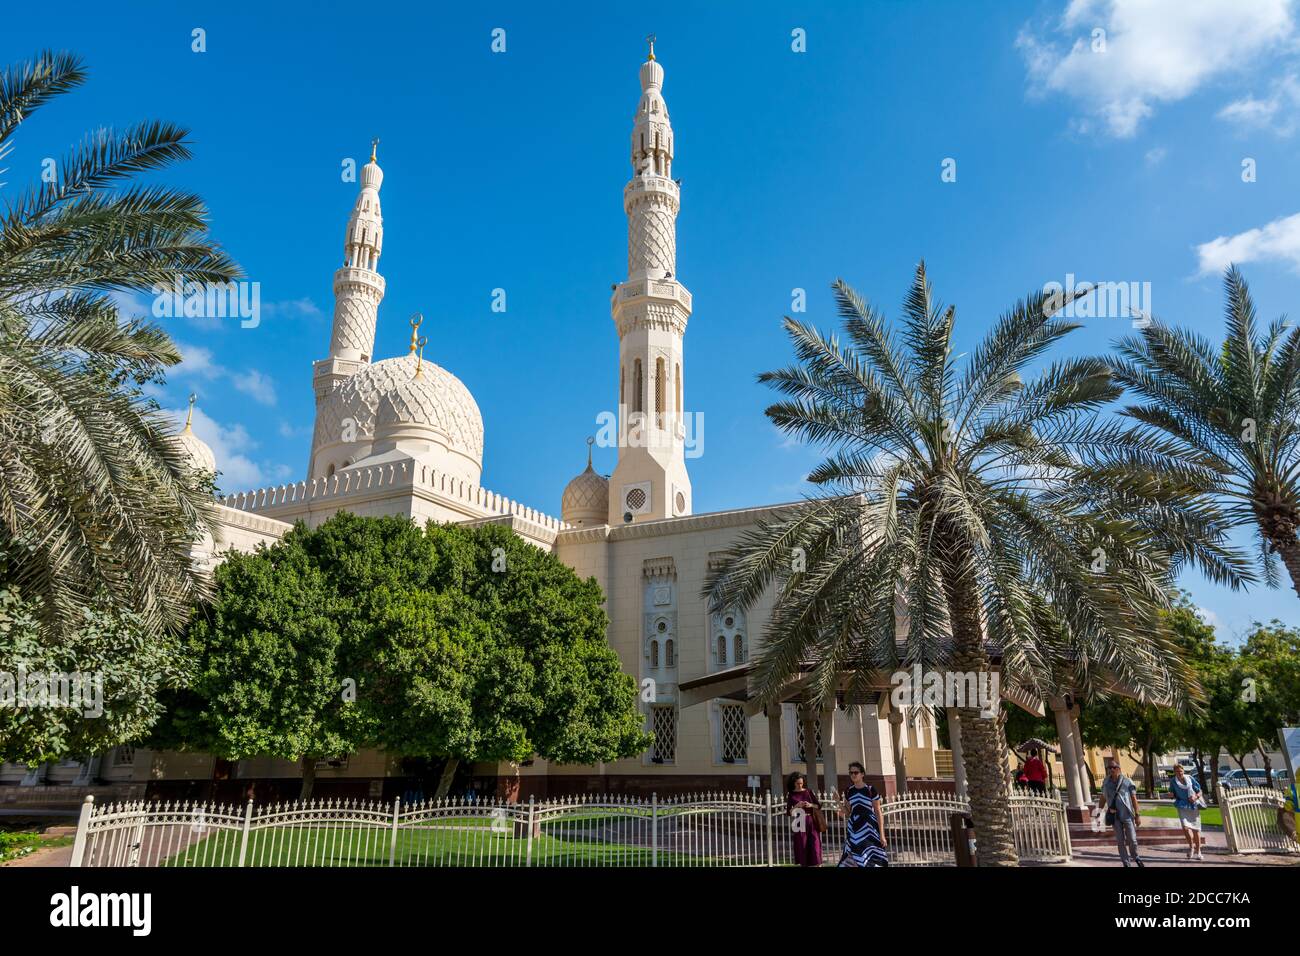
[0,584,188,765]
[1107,267,1300,597]
[707,265,1245,865]
[0,51,239,637]
[1238,620,1300,782]
[159,514,649,799]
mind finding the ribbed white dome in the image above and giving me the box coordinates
[319,352,483,476]
[561,461,609,527]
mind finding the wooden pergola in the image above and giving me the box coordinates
[678,660,1145,818]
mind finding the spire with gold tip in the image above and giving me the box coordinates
[174,392,216,476]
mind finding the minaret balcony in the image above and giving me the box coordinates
[611,277,692,312]
[623,175,679,206]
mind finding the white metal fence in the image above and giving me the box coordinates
[70,788,1071,867]
[1221,786,1300,855]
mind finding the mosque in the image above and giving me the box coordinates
[4,46,1095,811]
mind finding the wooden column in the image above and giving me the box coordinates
[767,706,784,798]
[821,704,839,796]
[888,710,907,795]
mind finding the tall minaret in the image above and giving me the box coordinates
[608,37,693,525]
[309,140,386,476]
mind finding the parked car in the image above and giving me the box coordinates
[1218,768,1282,789]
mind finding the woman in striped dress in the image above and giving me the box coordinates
[837,762,889,867]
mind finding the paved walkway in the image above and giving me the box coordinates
[1059,830,1298,867]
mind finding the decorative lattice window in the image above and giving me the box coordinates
[721,705,747,763]
[114,746,135,766]
[796,717,823,763]
[734,633,746,664]
[650,640,659,668]
[651,706,677,763]
[655,358,666,429]
[665,639,675,667]
[634,359,644,414]
[716,635,726,665]
[626,487,647,511]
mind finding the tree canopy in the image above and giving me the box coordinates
[156,513,649,797]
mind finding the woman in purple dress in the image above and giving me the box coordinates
[786,772,823,866]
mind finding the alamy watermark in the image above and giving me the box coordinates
[594,408,705,459]
[889,665,999,717]
[150,279,261,328]
[0,666,104,718]
[1043,274,1152,327]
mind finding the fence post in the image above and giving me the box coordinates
[651,793,658,868]
[1221,792,1237,854]
[388,796,401,866]
[69,795,95,868]
[526,794,535,868]
[237,798,254,867]
[765,791,774,866]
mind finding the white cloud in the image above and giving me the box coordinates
[1019,0,1296,138]
[1195,605,1221,629]
[1196,211,1300,274]
[1218,73,1300,134]
[174,342,223,379]
[1144,146,1167,166]
[231,368,278,406]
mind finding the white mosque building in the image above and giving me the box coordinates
[5,46,1093,809]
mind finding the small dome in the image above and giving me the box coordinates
[174,419,216,476]
[562,451,609,527]
[361,158,383,191]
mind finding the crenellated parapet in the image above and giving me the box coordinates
[219,458,569,534]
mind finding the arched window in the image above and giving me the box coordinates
[327,463,336,477]
[650,640,659,668]
[734,634,745,664]
[620,364,625,410]
[665,639,675,667]
[655,358,666,429]
[633,359,644,414]
[716,635,726,665]
[675,363,682,426]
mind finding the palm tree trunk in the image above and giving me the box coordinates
[1267,530,1300,600]
[941,554,1019,867]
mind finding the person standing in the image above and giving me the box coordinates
[836,762,888,867]
[786,772,824,867]
[1099,760,1143,867]
[1023,748,1047,794]
[1170,764,1205,860]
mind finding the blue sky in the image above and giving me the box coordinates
[7,0,1300,640]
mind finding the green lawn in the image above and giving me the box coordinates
[160,821,734,867]
[1142,805,1224,826]
[0,829,74,864]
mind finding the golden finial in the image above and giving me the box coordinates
[646,33,656,61]
[408,313,423,353]
[586,435,595,468]
[370,137,379,163]
[414,336,428,378]
[183,392,196,434]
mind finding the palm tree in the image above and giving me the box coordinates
[0,51,239,636]
[1107,267,1300,598]
[706,263,1246,865]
